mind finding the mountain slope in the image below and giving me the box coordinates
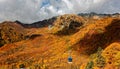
[0,14,120,69]
[0,21,26,47]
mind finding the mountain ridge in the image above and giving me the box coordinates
[0,13,120,69]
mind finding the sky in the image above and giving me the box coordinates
[0,0,120,23]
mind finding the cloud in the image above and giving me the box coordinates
[0,0,120,23]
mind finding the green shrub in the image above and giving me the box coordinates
[85,61,94,69]
[95,47,106,68]
[19,63,25,68]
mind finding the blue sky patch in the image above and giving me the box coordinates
[40,0,50,8]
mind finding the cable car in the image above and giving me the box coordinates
[68,56,72,64]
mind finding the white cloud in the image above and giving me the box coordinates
[0,0,6,2]
[0,0,120,23]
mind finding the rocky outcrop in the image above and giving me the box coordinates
[51,14,85,35]
[22,17,56,28]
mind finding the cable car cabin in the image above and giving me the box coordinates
[68,56,72,64]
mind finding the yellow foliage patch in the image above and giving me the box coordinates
[102,42,120,66]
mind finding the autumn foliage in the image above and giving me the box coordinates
[102,42,120,68]
[0,14,120,69]
[72,18,120,54]
[0,21,26,47]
